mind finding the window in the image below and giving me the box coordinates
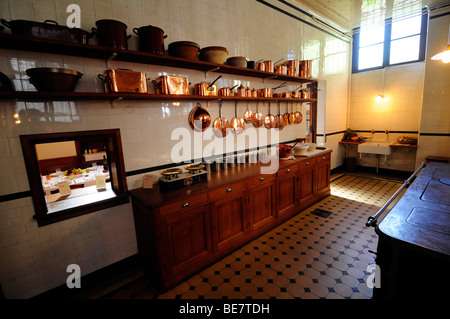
[352,2,428,73]
[20,129,128,227]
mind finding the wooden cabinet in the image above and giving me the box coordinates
[247,174,276,233]
[299,157,316,206]
[209,181,247,253]
[316,153,331,194]
[130,151,332,291]
[276,163,299,219]
[162,204,212,284]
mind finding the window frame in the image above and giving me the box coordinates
[20,129,129,227]
[352,9,428,73]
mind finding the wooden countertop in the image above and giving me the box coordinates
[129,149,332,209]
[377,162,450,257]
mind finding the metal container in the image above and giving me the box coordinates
[284,60,300,77]
[1,19,93,44]
[300,60,313,78]
[274,65,287,75]
[153,75,189,95]
[99,69,148,93]
[236,85,246,97]
[133,25,166,55]
[26,67,83,92]
[195,83,218,96]
[263,60,274,73]
[258,88,273,97]
[92,19,130,50]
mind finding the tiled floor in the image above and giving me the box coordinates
[104,173,401,299]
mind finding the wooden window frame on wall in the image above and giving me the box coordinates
[352,9,428,74]
[20,129,129,227]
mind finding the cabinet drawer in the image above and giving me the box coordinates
[160,193,208,217]
[299,157,316,170]
[249,173,276,186]
[208,181,245,201]
[317,152,331,163]
[277,163,298,178]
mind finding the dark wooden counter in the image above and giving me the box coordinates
[374,162,450,299]
[129,149,332,209]
[129,150,332,291]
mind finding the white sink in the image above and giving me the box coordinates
[358,142,391,155]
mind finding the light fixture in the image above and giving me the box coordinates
[431,25,450,63]
[375,68,388,102]
[375,94,388,102]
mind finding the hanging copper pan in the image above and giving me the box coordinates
[294,102,303,124]
[231,101,245,134]
[213,100,230,137]
[252,102,264,128]
[264,101,277,129]
[275,100,286,130]
[189,102,211,132]
[243,101,253,124]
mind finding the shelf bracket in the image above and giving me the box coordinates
[204,67,220,77]
[110,96,123,108]
[106,52,118,69]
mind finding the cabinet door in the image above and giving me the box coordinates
[210,189,246,252]
[277,165,299,218]
[316,154,330,193]
[299,158,316,205]
[248,176,276,231]
[163,204,212,280]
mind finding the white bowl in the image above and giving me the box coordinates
[293,145,308,155]
[307,144,317,152]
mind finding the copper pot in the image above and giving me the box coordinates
[189,103,211,132]
[274,65,287,75]
[258,88,272,97]
[213,100,230,137]
[153,75,189,95]
[195,75,221,96]
[256,61,265,71]
[236,85,246,97]
[300,60,313,78]
[219,84,238,96]
[284,60,300,77]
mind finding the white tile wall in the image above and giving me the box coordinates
[0,0,350,298]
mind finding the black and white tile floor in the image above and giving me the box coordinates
[107,174,401,299]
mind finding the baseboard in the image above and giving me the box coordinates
[32,254,143,299]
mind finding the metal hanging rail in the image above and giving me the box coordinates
[366,161,427,227]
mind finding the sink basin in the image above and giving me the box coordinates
[358,142,391,155]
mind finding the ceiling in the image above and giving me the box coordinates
[291,0,450,34]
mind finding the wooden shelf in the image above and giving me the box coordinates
[0,33,316,84]
[0,91,317,102]
[389,142,418,148]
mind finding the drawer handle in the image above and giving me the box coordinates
[260,177,265,181]
[226,187,232,192]
[306,162,309,165]
[182,202,189,208]
[287,168,291,172]
[322,157,326,160]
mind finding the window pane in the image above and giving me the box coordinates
[359,25,385,47]
[389,35,420,64]
[391,15,421,39]
[358,44,384,70]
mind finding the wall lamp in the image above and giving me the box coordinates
[431,24,450,63]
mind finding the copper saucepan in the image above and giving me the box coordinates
[213,100,230,137]
[243,101,253,124]
[231,101,245,134]
[294,102,303,124]
[219,84,238,97]
[194,75,222,96]
[189,102,211,132]
[252,102,264,128]
[275,100,286,130]
[264,101,277,129]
